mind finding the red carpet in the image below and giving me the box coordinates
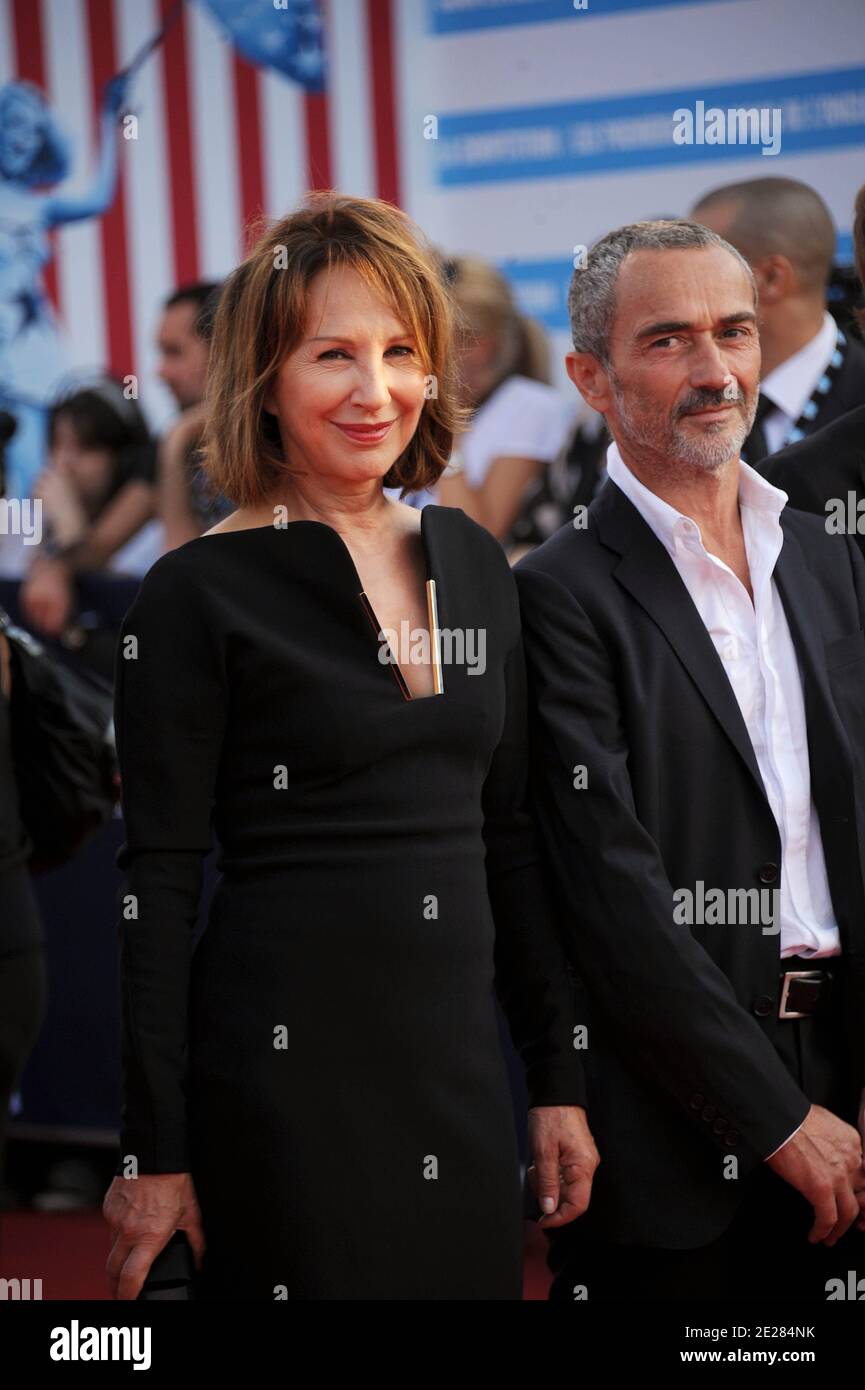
[1,1211,111,1300]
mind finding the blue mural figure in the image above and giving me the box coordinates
[0,0,325,504]
[0,73,130,502]
[200,0,326,89]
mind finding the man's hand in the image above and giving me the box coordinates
[766,1102,865,1245]
[857,1087,865,1233]
[526,1105,599,1229]
[103,1172,205,1300]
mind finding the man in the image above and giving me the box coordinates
[153,282,229,549]
[515,219,865,1301]
[691,178,865,469]
[762,183,865,559]
[155,282,218,412]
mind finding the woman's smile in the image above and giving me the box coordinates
[330,419,396,445]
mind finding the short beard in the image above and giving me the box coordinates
[609,372,752,476]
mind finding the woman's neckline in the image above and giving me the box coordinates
[186,506,447,702]
[185,505,443,595]
[190,503,442,546]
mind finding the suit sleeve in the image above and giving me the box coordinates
[515,563,811,1169]
[113,554,228,1175]
[841,534,865,1095]
[844,532,865,617]
[482,627,587,1110]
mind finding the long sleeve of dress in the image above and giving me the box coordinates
[483,629,587,1111]
[113,552,228,1175]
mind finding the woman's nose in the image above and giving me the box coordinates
[349,359,391,408]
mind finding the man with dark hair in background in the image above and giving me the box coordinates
[156,282,219,412]
[761,185,865,558]
[691,177,865,469]
[154,281,231,549]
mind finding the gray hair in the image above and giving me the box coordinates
[567,219,757,367]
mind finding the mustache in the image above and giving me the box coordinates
[677,389,748,417]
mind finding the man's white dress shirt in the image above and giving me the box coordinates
[606,441,840,961]
[605,442,843,1154]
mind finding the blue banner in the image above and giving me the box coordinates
[427,0,740,35]
[433,66,865,183]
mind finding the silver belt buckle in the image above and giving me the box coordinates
[779,970,824,1019]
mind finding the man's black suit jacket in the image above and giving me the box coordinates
[515,482,865,1249]
[808,331,865,433]
[763,403,865,558]
[751,332,865,473]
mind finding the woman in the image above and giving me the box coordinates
[18,380,160,677]
[102,193,597,1301]
[435,257,576,549]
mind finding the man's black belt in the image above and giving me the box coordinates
[778,967,834,1019]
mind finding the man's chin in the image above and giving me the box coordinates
[667,437,739,473]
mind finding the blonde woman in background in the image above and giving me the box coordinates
[435,257,576,548]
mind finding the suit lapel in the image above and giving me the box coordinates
[593,483,768,805]
[773,520,856,798]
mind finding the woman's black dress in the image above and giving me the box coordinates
[113,504,584,1300]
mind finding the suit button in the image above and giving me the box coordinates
[702,1104,717,1122]
[753,995,774,1017]
[726,1129,740,1146]
[689,1092,705,1109]
[712,1117,729,1135]
[758,861,779,884]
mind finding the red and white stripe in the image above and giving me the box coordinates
[2,0,404,430]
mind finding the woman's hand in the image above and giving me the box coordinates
[0,632,11,702]
[19,559,74,638]
[35,467,89,545]
[103,1171,206,1300]
[527,1105,600,1229]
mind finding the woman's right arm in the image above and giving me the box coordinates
[103,550,228,1298]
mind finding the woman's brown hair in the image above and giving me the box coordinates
[200,191,468,507]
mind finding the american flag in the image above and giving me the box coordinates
[0,0,403,438]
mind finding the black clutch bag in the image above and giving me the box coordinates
[137,1231,196,1300]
